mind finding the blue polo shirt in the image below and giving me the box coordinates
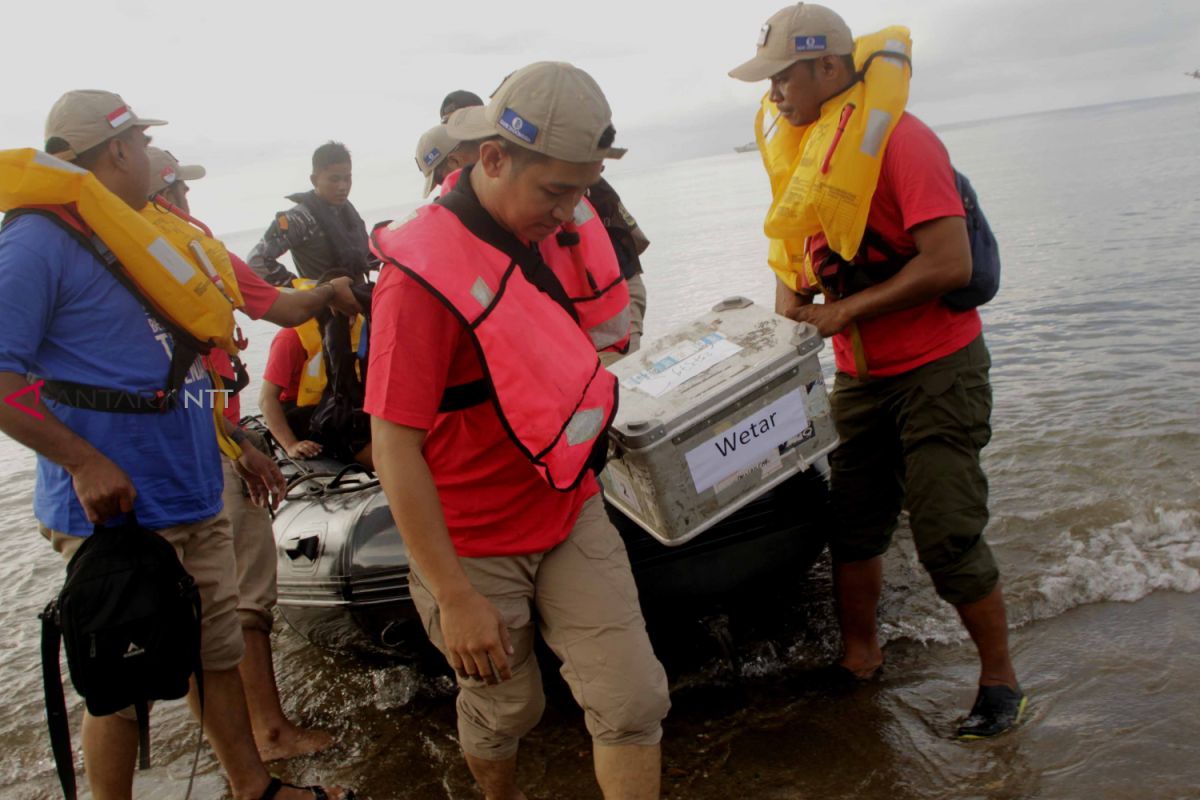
[0,212,223,536]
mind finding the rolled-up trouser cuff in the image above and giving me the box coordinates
[238,608,274,633]
[926,534,1000,606]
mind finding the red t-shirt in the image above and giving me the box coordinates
[365,263,598,558]
[209,253,281,422]
[262,327,307,404]
[813,112,981,377]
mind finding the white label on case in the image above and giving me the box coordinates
[685,389,809,493]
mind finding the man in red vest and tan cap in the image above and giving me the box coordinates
[369,62,669,799]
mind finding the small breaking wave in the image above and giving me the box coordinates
[876,505,1200,647]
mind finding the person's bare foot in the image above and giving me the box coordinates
[255,722,335,763]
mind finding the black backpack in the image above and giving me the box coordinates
[40,513,203,800]
[818,169,1001,310]
[942,170,1001,311]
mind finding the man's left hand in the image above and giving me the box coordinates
[234,445,287,510]
[788,301,853,338]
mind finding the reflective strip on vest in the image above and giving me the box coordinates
[565,407,605,447]
[586,305,633,350]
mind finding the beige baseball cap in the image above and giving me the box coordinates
[44,90,167,161]
[446,61,625,163]
[415,124,461,197]
[729,3,854,82]
[146,147,206,196]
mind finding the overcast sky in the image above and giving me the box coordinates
[4,0,1198,235]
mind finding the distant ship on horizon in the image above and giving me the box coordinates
[734,141,757,153]
[1186,69,1200,80]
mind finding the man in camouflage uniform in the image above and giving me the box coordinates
[247,141,374,287]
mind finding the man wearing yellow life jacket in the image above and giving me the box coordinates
[731,4,1025,738]
[416,116,636,362]
[370,63,669,799]
[259,291,370,466]
[0,91,350,800]
[146,147,346,765]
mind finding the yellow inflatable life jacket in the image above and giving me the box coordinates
[291,279,364,408]
[140,202,245,311]
[756,27,913,291]
[0,148,245,458]
[0,148,242,354]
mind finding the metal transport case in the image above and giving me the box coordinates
[602,297,838,545]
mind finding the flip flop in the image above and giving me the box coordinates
[258,777,356,800]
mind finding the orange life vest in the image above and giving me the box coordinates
[441,169,632,353]
[371,200,618,492]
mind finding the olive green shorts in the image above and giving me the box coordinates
[827,335,999,605]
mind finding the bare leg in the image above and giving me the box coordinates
[955,584,1019,688]
[239,628,334,761]
[464,752,527,800]
[834,557,885,676]
[81,711,139,800]
[187,668,348,800]
[594,743,661,800]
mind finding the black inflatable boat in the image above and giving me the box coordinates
[268,451,830,660]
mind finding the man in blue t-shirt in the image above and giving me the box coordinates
[0,91,348,800]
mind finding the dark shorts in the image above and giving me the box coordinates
[827,334,999,605]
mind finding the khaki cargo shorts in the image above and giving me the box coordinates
[222,456,278,633]
[409,494,671,761]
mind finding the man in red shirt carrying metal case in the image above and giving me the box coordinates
[367,62,669,799]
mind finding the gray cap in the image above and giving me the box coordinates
[146,147,206,196]
[45,90,167,161]
[729,4,854,82]
[415,124,461,197]
[440,90,483,122]
[446,62,625,163]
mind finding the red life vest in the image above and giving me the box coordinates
[370,200,618,492]
[440,169,632,353]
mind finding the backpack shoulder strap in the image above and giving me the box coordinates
[134,700,151,770]
[40,600,77,800]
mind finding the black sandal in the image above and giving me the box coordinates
[259,776,355,800]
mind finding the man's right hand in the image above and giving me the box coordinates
[438,588,514,684]
[327,276,363,317]
[69,454,136,524]
[286,440,323,459]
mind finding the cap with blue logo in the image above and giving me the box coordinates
[445,61,625,163]
[728,3,854,82]
[415,124,462,197]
